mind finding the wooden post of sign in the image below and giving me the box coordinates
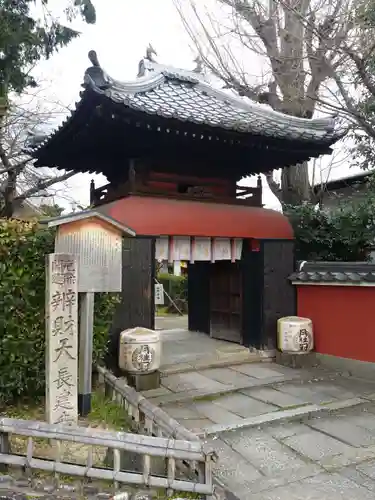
[45,253,78,425]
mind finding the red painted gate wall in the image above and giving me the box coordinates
[297,285,375,363]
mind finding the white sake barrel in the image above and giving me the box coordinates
[277,316,314,353]
[119,327,161,374]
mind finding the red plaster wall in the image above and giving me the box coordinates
[297,285,375,362]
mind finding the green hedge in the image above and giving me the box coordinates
[286,200,375,261]
[157,273,188,313]
[0,219,118,406]
[157,273,187,300]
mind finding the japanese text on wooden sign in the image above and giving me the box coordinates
[45,253,78,425]
[54,223,122,293]
[155,284,164,305]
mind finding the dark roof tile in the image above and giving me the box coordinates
[31,57,347,157]
[289,261,375,284]
[91,70,345,143]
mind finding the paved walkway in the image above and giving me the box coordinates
[210,402,375,499]
[146,320,375,498]
[155,314,189,331]
[157,317,259,373]
[145,362,372,432]
[149,365,375,499]
[150,320,375,498]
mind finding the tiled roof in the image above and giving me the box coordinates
[313,170,375,194]
[78,59,346,144]
[290,261,375,284]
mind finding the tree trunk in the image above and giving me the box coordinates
[280,162,311,205]
[0,97,15,219]
[2,169,17,218]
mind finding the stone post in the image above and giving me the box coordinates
[45,253,78,425]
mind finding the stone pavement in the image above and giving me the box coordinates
[146,344,375,498]
[157,318,260,374]
[145,361,373,432]
[208,402,375,499]
[151,319,375,498]
[155,314,189,332]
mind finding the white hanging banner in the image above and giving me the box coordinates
[173,261,182,276]
[192,237,211,262]
[172,236,191,261]
[155,236,243,262]
[234,238,243,260]
[155,236,169,260]
[212,238,231,261]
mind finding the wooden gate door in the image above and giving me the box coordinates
[210,261,242,343]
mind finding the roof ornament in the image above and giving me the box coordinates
[138,44,158,77]
[84,49,110,90]
[193,56,203,74]
[146,43,157,62]
[88,49,100,67]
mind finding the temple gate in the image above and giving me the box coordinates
[32,50,344,369]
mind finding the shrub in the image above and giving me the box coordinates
[0,219,117,405]
[157,272,188,313]
[286,197,375,262]
[157,272,187,299]
[93,292,120,365]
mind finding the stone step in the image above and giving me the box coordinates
[201,397,367,437]
[149,364,308,406]
[160,350,266,375]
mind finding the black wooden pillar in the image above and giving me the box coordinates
[262,240,295,350]
[106,237,155,374]
[241,239,263,347]
[242,239,295,350]
[188,262,210,333]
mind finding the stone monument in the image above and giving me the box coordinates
[45,253,78,425]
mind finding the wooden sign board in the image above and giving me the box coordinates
[49,212,135,293]
[155,284,164,305]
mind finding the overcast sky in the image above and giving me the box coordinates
[30,0,356,212]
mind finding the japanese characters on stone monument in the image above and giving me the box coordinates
[46,253,78,425]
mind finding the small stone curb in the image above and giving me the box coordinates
[198,397,367,436]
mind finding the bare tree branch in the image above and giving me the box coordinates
[175,0,357,204]
[343,44,375,97]
[14,170,76,202]
[0,88,77,217]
